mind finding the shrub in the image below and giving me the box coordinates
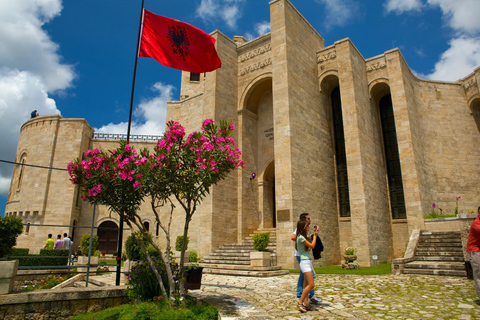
[17,249,70,267]
[0,216,24,258]
[126,257,178,302]
[10,248,29,256]
[253,232,270,251]
[70,297,218,320]
[93,250,101,257]
[80,233,99,256]
[125,231,152,261]
[175,235,189,251]
[39,249,70,266]
[189,250,199,263]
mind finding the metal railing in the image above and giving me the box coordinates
[93,133,162,141]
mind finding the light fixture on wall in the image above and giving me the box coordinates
[250,173,256,181]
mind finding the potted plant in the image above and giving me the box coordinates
[0,216,23,294]
[185,250,203,290]
[344,246,357,262]
[250,232,271,267]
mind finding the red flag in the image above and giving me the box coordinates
[139,10,221,73]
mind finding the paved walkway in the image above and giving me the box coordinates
[94,270,480,319]
[193,273,480,319]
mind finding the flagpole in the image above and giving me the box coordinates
[127,0,145,142]
[115,0,145,286]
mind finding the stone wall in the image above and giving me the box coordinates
[0,286,128,320]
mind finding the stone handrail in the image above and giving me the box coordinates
[392,229,421,275]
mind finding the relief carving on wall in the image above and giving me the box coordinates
[239,44,271,63]
[366,59,387,72]
[317,50,336,63]
[464,77,477,91]
[239,58,272,76]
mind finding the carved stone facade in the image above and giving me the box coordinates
[5,0,480,268]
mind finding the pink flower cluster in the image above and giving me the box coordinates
[68,119,246,202]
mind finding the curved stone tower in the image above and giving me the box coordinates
[5,115,94,253]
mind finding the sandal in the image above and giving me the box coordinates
[297,302,307,313]
[304,304,317,311]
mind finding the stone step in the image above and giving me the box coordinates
[219,241,277,250]
[417,242,462,250]
[402,268,466,277]
[212,249,253,254]
[405,261,465,270]
[421,231,461,236]
[416,246,463,252]
[419,238,462,244]
[201,263,282,271]
[413,256,465,262]
[414,251,464,257]
[202,267,288,277]
[204,255,250,261]
[73,278,106,288]
[202,259,251,265]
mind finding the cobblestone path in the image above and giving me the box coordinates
[197,273,480,319]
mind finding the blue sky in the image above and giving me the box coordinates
[1,0,480,216]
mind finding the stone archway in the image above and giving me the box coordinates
[238,75,274,237]
[259,160,276,228]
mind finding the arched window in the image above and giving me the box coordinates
[143,221,150,232]
[156,223,159,236]
[380,94,406,219]
[17,155,27,190]
[331,87,351,217]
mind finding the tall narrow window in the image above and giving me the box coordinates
[380,94,406,219]
[17,157,26,190]
[332,87,351,217]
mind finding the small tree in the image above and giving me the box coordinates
[0,216,24,258]
[68,119,245,303]
[80,233,99,256]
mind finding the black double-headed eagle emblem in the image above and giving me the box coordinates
[167,25,190,61]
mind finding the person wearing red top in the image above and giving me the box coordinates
[467,206,480,303]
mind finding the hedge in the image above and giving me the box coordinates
[11,249,70,267]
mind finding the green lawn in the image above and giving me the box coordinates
[288,263,392,275]
[99,259,124,267]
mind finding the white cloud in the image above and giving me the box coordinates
[428,0,480,35]
[384,0,423,14]
[316,0,359,30]
[95,82,175,136]
[256,21,271,35]
[196,0,244,29]
[244,21,270,41]
[0,0,75,92]
[426,36,480,81]
[0,0,73,197]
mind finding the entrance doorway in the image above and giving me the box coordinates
[97,221,118,254]
[260,161,276,228]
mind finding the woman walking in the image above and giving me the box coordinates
[295,219,318,312]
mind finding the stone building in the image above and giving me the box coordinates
[5,0,480,269]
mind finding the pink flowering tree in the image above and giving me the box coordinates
[68,119,245,302]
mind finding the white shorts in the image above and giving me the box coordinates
[299,259,313,273]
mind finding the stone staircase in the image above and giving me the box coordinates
[403,231,466,277]
[200,228,289,277]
